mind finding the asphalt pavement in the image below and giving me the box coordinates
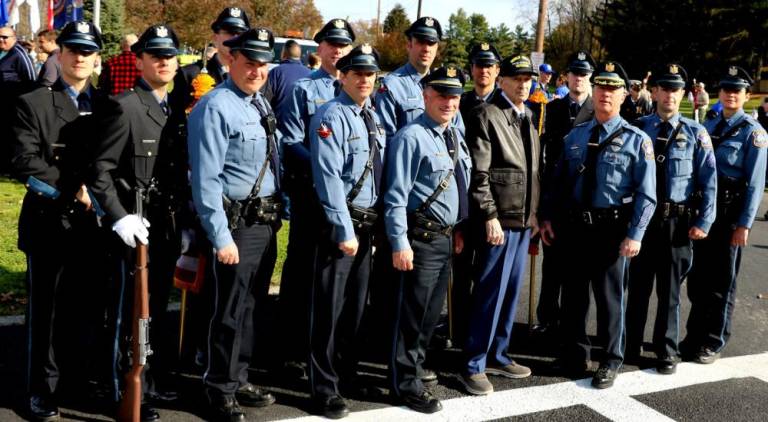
[1,195,767,422]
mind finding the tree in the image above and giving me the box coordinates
[440,8,471,68]
[350,19,377,46]
[375,32,407,71]
[489,23,515,59]
[83,0,125,58]
[512,24,532,55]
[383,3,410,34]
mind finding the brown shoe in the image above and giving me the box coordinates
[459,372,493,395]
[486,361,532,379]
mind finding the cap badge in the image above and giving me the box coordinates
[605,62,615,72]
[425,17,434,27]
[669,64,678,74]
[230,8,241,18]
[577,52,586,61]
[334,19,345,29]
[446,67,457,77]
[155,26,168,38]
[361,44,372,54]
[257,29,269,41]
[480,42,489,51]
[728,66,738,76]
[76,22,90,34]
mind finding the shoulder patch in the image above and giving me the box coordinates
[752,128,768,148]
[317,123,332,139]
[378,84,388,94]
[697,130,712,150]
[642,138,655,160]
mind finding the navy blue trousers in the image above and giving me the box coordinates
[465,228,530,374]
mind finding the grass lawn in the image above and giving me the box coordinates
[0,176,289,316]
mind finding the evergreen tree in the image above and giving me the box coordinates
[383,4,410,34]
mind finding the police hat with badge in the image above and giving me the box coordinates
[313,19,355,45]
[469,42,501,66]
[499,55,538,77]
[718,65,754,91]
[650,63,688,89]
[336,44,380,73]
[211,7,250,34]
[567,50,595,75]
[56,20,102,53]
[131,25,179,57]
[223,27,275,63]
[404,16,443,43]
[420,66,465,96]
[592,61,630,90]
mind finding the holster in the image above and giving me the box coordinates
[407,212,453,242]
[223,195,283,230]
[348,204,378,233]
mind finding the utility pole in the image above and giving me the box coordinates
[377,0,382,38]
[417,0,422,19]
[534,0,548,52]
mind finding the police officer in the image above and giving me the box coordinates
[626,64,718,374]
[307,44,384,419]
[683,66,767,364]
[89,25,188,419]
[11,20,109,421]
[384,67,472,413]
[170,7,250,113]
[188,28,280,421]
[620,79,653,121]
[540,61,656,389]
[276,18,354,375]
[459,42,501,118]
[460,56,540,396]
[533,51,595,336]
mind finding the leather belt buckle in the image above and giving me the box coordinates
[656,155,666,163]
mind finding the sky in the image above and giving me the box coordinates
[314,0,532,31]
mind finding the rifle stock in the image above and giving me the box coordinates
[118,189,151,422]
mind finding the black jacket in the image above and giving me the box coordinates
[11,80,108,251]
[540,95,594,176]
[465,93,541,229]
[90,83,189,231]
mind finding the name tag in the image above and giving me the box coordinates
[622,196,633,204]
[142,139,157,144]
[348,136,361,141]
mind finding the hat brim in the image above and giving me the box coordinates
[320,35,353,45]
[718,80,750,90]
[655,80,685,89]
[593,78,626,88]
[236,48,274,63]
[472,59,499,66]
[567,67,593,76]
[61,39,100,52]
[406,30,440,43]
[142,47,179,57]
[341,63,380,73]
[500,69,538,78]
[425,85,464,96]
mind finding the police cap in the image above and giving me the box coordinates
[420,66,465,96]
[132,25,179,56]
[566,50,595,75]
[592,61,629,90]
[718,65,753,91]
[56,21,102,52]
[211,7,250,34]
[223,28,275,63]
[499,55,538,78]
[651,63,687,89]
[313,19,355,45]
[405,16,442,43]
[469,42,501,66]
[336,44,380,73]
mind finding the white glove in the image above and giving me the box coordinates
[180,229,195,254]
[112,214,150,248]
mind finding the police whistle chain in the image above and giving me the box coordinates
[118,187,152,422]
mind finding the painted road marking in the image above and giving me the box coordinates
[280,352,768,421]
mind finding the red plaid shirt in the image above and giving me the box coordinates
[99,51,141,96]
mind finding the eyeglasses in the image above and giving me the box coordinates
[0,35,14,40]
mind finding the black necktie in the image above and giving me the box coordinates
[251,96,281,190]
[710,117,728,148]
[655,121,673,201]
[361,109,383,195]
[569,101,580,122]
[159,100,170,117]
[581,124,602,206]
[444,128,469,220]
[77,92,91,113]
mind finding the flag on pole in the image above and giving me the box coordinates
[0,0,9,27]
[7,0,41,33]
[53,0,81,29]
[46,0,52,29]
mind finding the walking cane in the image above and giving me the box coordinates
[528,237,540,332]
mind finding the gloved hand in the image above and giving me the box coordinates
[112,214,151,248]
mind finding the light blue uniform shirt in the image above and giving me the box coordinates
[552,114,657,241]
[384,113,472,252]
[375,61,465,142]
[60,79,91,108]
[704,109,768,228]
[310,91,386,242]
[278,67,337,165]
[188,78,278,249]
[636,112,718,232]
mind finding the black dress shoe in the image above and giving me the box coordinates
[401,391,442,414]
[591,365,618,389]
[315,395,349,419]
[29,395,59,422]
[421,369,438,385]
[236,383,276,407]
[656,356,678,375]
[140,403,160,422]
[694,347,720,364]
[208,395,245,422]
